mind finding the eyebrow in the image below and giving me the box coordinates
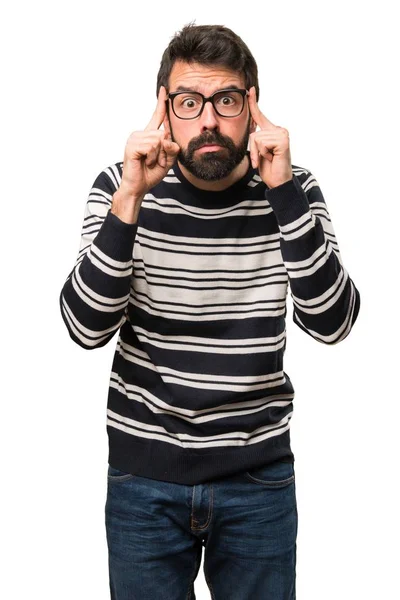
[173,84,242,94]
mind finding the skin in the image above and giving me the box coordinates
[162,60,293,191]
[247,86,293,189]
[162,61,257,191]
[111,61,293,224]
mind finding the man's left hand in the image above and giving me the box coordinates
[248,86,293,189]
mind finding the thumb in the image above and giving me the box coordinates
[163,138,180,155]
[162,139,180,169]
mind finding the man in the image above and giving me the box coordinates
[60,23,360,600]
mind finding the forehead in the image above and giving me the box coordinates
[169,60,245,93]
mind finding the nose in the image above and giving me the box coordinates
[199,99,220,132]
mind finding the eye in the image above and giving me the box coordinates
[178,96,201,109]
[216,95,236,106]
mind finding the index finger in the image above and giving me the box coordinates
[248,86,275,129]
[145,85,168,131]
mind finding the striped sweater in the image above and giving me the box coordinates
[60,151,360,484]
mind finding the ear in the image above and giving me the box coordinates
[249,118,257,134]
[163,114,172,139]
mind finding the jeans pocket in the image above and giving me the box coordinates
[244,460,295,488]
[107,464,136,482]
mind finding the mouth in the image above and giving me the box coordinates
[197,144,225,153]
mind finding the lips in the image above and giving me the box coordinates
[197,144,224,152]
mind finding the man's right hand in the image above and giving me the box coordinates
[111,86,180,224]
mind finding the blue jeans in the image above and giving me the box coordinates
[105,460,298,599]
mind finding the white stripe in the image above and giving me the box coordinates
[284,241,327,271]
[286,244,333,278]
[107,411,292,448]
[142,194,273,219]
[292,269,349,314]
[129,296,287,321]
[304,180,320,193]
[89,188,113,202]
[137,237,280,255]
[133,259,286,282]
[78,244,90,257]
[131,273,287,301]
[104,166,120,190]
[137,225,280,247]
[134,240,284,273]
[158,365,283,384]
[301,174,317,189]
[333,280,357,342]
[132,325,287,354]
[144,194,268,215]
[108,373,293,424]
[144,203,273,219]
[280,211,312,234]
[114,345,286,391]
[292,167,309,176]
[116,340,155,370]
[91,241,132,270]
[313,211,332,223]
[61,297,125,346]
[132,280,287,308]
[280,215,316,241]
[293,280,356,343]
[309,201,329,213]
[110,164,122,186]
[107,415,292,448]
[71,267,130,312]
[81,223,102,237]
[87,247,132,278]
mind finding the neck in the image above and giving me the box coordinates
[177,154,250,191]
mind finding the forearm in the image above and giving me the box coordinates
[110,184,144,224]
[60,209,137,349]
[266,174,360,344]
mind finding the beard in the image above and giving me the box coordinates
[169,115,251,181]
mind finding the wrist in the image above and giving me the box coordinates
[111,187,144,224]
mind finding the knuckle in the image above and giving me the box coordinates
[145,131,163,142]
[148,142,159,154]
[127,131,140,143]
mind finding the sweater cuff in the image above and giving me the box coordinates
[93,209,138,261]
[265,175,310,227]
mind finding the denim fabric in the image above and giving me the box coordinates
[105,460,298,599]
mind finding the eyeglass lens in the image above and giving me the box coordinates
[173,91,244,118]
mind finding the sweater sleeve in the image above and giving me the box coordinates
[59,165,138,349]
[265,169,360,344]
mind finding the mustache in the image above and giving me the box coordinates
[189,132,232,151]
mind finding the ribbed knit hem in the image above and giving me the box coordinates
[107,426,294,485]
[94,209,138,261]
[265,175,310,227]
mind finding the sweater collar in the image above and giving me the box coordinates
[171,151,257,208]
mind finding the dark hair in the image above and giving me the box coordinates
[156,22,260,101]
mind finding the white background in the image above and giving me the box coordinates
[1,1,399,598]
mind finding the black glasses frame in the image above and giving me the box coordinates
[166,88,249,120]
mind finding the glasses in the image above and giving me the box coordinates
[167,88,249,120]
